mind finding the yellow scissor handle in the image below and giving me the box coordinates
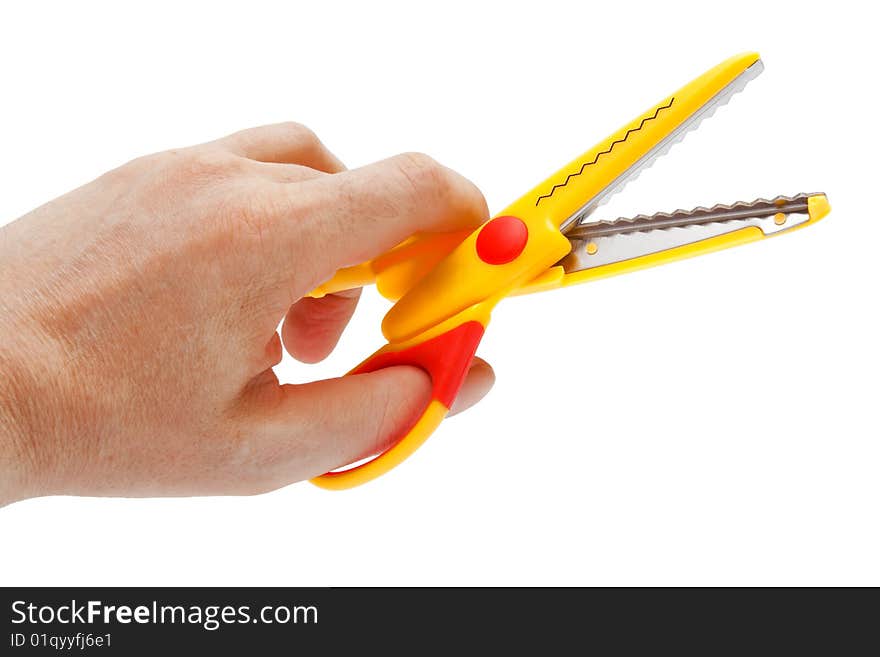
[310,205,572,490]
[309,230,473,301]
[311,305,491,490]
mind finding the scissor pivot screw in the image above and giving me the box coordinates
[585,241,599,255]
[475,215,529,265]
[773,212,787,226]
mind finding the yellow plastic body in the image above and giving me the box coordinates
[309,52,830,490]
[381,219,570,342]
[310,303,492,490]
[309,230,472,300]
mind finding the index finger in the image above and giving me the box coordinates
[271,152,489,295]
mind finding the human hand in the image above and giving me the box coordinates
[0,123,494,506]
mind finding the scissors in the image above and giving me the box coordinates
[308,52,830,489]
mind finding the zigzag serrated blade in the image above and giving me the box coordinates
[558,59,764,233]
[567,194,812,239]
[560,194,823,273]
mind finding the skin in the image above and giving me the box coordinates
[0,123,495,506]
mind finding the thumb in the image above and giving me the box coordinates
[290,367,433,476]
[243,367,429,485]
[242,361,494,486]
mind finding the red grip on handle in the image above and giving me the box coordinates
[352,321,485,407]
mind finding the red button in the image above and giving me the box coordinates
[475,216,528,265]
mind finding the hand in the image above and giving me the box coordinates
[0,123,495,506]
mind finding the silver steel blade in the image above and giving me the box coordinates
[560,194,816,273]
[559,60,765,234]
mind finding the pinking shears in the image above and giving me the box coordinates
[308,52,831,489]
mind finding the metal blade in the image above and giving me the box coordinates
[560,60,764,234]
[560,194,818,273]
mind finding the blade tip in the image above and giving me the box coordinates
[807,194,831,222]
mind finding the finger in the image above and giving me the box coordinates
[215,122,345,172]
[273,152,489,290]
[281,288,361,363]
[246,366,432,482]
[241,355,495,486]
[448,357,495,416]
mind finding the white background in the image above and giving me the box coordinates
[1,1,877,586]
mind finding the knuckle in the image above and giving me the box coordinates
[164,148,245,186]
[392,152,447,193]
[368,387,396,457]
[391,152,455,209]
[184,148,236,175]
[277,121,319,145]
